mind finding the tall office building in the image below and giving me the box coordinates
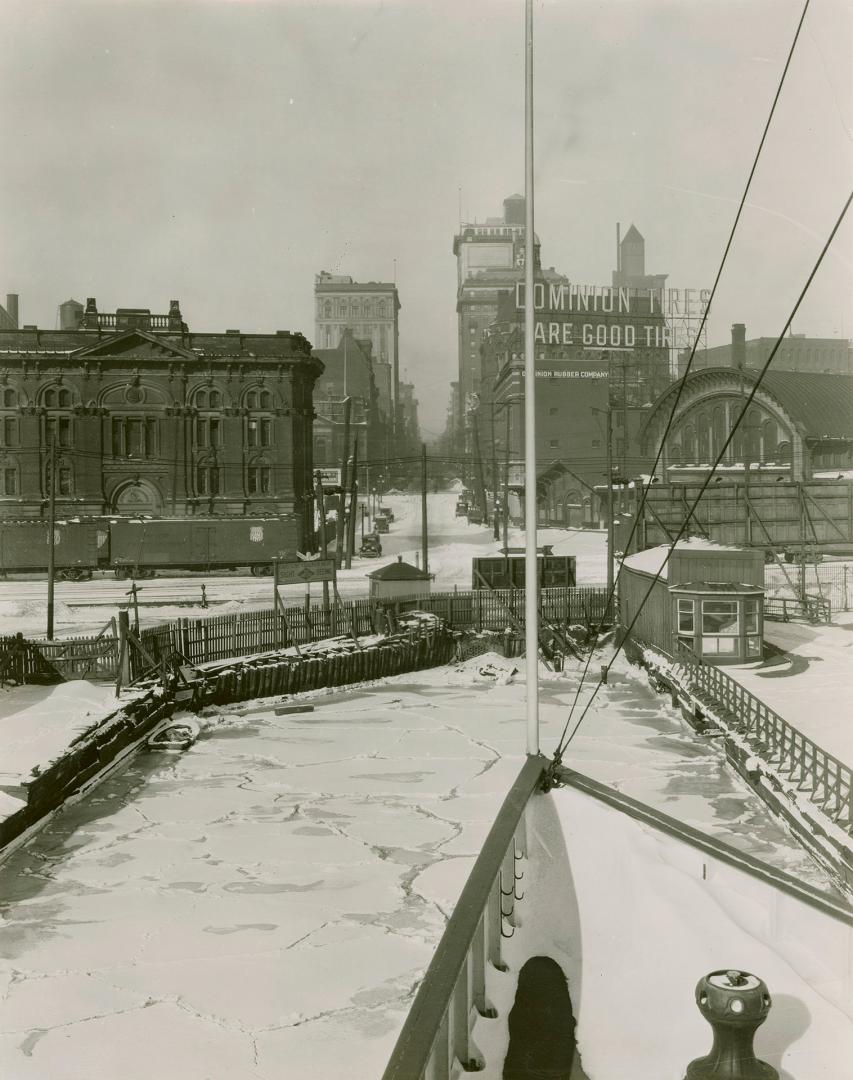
[452,195,563,452]
[611,224,667,292]
[314,273,400,429]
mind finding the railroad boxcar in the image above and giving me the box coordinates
[0,520,106,580]
[619,541,765,665]
[108,517,301,578]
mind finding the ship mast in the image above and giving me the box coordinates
[523,0,539,755]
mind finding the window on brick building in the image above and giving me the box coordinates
[197,463,220,496]
[195,387,223,409]
[110,417,158,457]
[2,389,16,408]
[43,386,76,409]
[247,463,271,495]
[195,416,222,448]
[2,417,18,446]
[46,416,73,448]
[1,467,17,495]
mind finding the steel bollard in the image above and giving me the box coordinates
[685,970,778,1080]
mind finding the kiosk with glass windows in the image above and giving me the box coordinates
[671,582,763,663]
[619,540,766,667]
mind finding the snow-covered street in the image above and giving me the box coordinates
[0,654,837,1080]
[0,494,609,639]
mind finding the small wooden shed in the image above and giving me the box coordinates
[620,540,765,664]
[367,556,433,601]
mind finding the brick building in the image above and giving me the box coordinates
[484,284,669,525]
[678,322,852,377]
[312,329,386,489]
[0,298,322,548]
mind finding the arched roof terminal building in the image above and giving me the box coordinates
[627,367,853,556]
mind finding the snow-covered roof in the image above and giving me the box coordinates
[367,557,431,581]
[621,538,745,580]
[668,581,763,594]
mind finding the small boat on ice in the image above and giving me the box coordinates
[147,717,200,752]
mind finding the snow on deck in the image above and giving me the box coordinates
[472,789,852,1079]
[728,611,853,765]
[0,655,839,1080]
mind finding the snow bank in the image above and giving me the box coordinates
[729,612,853,767]
[0,681,143,786]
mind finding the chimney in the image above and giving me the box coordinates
[731,323,746,369]
[80,297,99,329]
[168,299,183,331]
[5,294,18,328]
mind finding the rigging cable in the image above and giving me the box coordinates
[552,0,814,749]
[551,184,853,766]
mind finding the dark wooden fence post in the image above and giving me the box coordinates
[116,610,131,694]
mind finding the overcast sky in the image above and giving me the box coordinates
[2,0,851,438]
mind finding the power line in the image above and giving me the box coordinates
[552,183,853,766]
[552,0,815,758]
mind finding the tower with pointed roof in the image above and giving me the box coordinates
[612,224,668,292]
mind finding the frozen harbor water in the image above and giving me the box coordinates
[0,655,838,1080]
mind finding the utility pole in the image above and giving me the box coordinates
[421,443,429,574]
[605,387,614,618]
[490,403,500,540]
[503,406,511,560]
[46,434,57,639]
[346,432,359,570]
[335,397,352,569]
[472,411,488,523]
[314,471,331,621]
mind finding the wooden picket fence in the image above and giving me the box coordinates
[1,587,609,685]
[0,628,119,685]
[131,586,609,679]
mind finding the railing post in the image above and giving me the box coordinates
[426,1009,451,1080]
[472,915,489,1017]
[452,962,473,1070]
[487,877,504,971]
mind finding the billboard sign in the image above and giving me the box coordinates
[276,558,336,585]
[515,282,708,352]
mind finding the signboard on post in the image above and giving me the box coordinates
[276,558,336,585]
[315,467,342,486]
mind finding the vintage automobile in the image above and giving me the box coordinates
[359,533,383,558]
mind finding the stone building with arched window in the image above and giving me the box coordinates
[0,299,322,548]
[628,367,853,554]
[643,367,853,482]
